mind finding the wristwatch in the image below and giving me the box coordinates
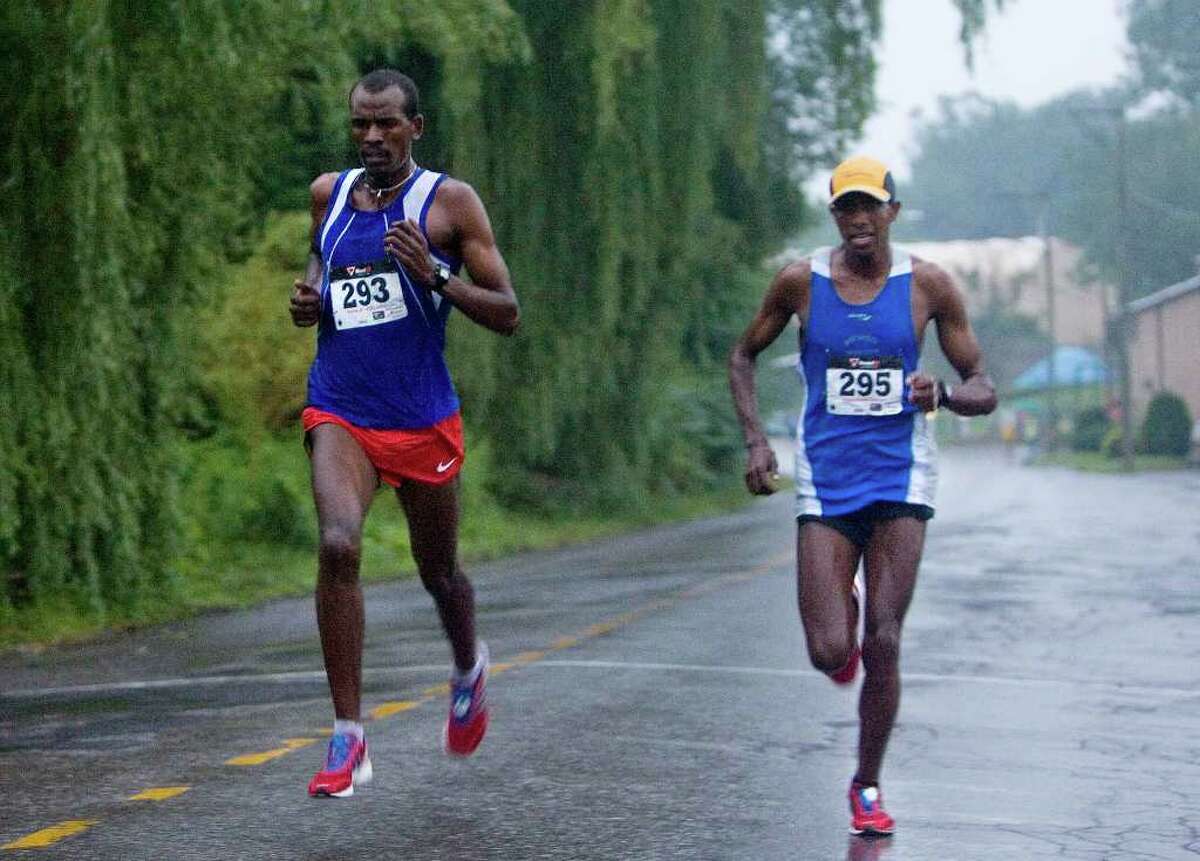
[937,379,953,409]
[431,261,451,291]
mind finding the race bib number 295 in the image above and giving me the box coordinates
[825,355,903,416]
[329,259,407,331]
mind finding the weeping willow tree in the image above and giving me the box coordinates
[454,0,898,510]
[0,0,527,620]
[1,0,1002,620]
[0,1,290,621]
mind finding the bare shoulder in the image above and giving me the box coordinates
[910,255,962,308]
[778,257,812,284]
[769,257,811,309]
[310,172,339,207]
[429,177,494,247]
[431,176,483,211]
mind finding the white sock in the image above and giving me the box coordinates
[452,643,487,684]
[333,719,364,740]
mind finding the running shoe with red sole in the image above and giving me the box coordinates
[831,642,861,685]
[831,574,863,685]
[444,641,489,757]
[308,733,372,798]
[849,781,895,836]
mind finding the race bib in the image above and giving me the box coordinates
[825,355,903,416]
[329,259,407,331]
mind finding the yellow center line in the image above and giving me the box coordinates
[224,737,318,766]
[3,553,790,847]
[128,786,190,802]
[3,820,99,850]
[368,700,421,719]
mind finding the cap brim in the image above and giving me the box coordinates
[829,185,892,204]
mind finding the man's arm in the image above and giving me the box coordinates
[728,262,806,495]
[383,180,519,336]
[290,173,337,328]
[910,263,997,415]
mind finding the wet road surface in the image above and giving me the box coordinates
[1,447,1198,859]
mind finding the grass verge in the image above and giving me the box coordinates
[0,479,753,651]
[1035,451,1192,473]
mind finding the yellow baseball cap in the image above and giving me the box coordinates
[829,156,896,204]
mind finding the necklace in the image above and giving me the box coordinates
[362,160,416,203]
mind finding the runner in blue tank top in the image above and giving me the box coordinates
[729,157,996,837]
[289,69,520,798]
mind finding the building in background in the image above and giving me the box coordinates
[1126,272,1200,423]
[900,237,1108,347]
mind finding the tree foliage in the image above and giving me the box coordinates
[1127,0,1200,107]
[2,0,1000,621]
[904,89,1200,294]
[901,3,1200,293]
[0,0,529,619]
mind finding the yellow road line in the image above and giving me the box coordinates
[3,820,99,850]
[127,786,190,802]
[225,737,318,766]
[369,700,421,719]
[4,551,790,847]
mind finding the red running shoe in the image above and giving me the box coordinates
[848,781,895,836]
[831,575,863,685]
[444,642,489,757]
[308,733,372,798]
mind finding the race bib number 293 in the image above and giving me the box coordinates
[329,259,407,331]
[825,355,903,416]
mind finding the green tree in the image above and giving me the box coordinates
[905,90,1200,293]
[1128,0,1200,106]
[1,0,1009,622]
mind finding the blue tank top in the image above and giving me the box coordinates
[306,167,463,429]
[794,248,938,517]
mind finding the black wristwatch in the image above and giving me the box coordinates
[431,261,451,291]
[937,379,953,410]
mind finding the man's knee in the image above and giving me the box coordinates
[807,630,854,675]
[861,621,902,671]
[417,560,463,597]
[318,524,362,581]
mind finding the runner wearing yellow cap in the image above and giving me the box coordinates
[728,155,997,836]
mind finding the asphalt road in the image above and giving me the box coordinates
[2,447,1199,860]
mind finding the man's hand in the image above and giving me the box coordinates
[290,279,321,327]
[384,219,438,289]
[907,372,940,413]
[744,442,781,496]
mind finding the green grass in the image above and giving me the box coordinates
[0,474,753,650]
[1036,450,1192,473]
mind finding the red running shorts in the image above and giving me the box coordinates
[301,407,465,487]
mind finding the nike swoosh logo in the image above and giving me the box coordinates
[436,458,458,473]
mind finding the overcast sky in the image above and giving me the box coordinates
[840,0,1131,185]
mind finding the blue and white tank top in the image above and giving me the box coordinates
[794,248,937,517]
[306,167,463,429]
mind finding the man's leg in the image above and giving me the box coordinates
[797,521,862,675]
[855,516,926,786]
[310,424,378,721]
[395,476,476,673]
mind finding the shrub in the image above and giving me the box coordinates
[1101,426,1126,459]
[241,478,316,548]
[1140,391,1193,457]
[1071,406,1111,453]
